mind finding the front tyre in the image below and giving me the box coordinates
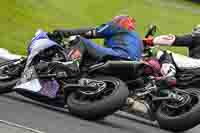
[156,88,200,132]
[0,59,22,94]
[67,76,129,120]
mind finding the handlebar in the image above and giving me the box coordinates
[47,28,95,44]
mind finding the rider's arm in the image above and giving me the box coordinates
[78,22,121,38]
[94,22,120,38]
[51,27,103,39]
[51,22,121,40]
[52,28,96,38]
[151,34,193,47]
[173,34,193,47]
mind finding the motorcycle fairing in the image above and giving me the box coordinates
[0,48,22,60]
[15,79,42,92]
[157,50,200,69]
[26,38,63,67]
[15,31,61,97]
[14,65,42,92]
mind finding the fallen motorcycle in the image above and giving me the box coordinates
[0,26,200,132]
[122,25,200,132]
[0,29,130,120]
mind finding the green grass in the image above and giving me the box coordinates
[0,0,200,55]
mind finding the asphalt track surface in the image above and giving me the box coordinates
[0,93,200,133]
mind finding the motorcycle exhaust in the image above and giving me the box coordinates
[126,97,155,121]
[126,97,149,114]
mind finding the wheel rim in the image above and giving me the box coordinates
[79,78,107,95]
[0,66,13,80]
[72,79,119,104]
[0,60,23,80]
[160,91,199,117]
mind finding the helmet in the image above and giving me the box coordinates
[192,24,200,37]
[112,15,136,31]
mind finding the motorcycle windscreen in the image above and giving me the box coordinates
[14,39,52,92]
[26,39,62,67]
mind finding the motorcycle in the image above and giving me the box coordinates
[144,25,200,89]
[0,29,129,120]
[0,26,200,132]
[123,25,200,132]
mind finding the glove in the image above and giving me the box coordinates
[143,35,154,46]
[47,31,66,44]
[66,35,79,43]
[153,34,175,46]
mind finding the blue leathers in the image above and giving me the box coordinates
[79,22,143,61]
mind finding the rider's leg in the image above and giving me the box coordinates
[68,36,129,61]
[79,37,129,60]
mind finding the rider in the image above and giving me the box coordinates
[52,15,143,69]
[144,50,177,88]
[143,24,200,88]
[144,24,200,58]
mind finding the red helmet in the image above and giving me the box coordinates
[112,15,136,31]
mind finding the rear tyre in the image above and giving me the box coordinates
[67,76,129,120]
[156,88,200,132]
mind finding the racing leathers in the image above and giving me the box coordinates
[54,21,143,64]
[143,25,200,87]
[150,24,200,58]
[147,32,200,87]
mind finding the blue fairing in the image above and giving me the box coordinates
[28,31,59,53]
[15,30,62,95]
[26,31,62,66]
